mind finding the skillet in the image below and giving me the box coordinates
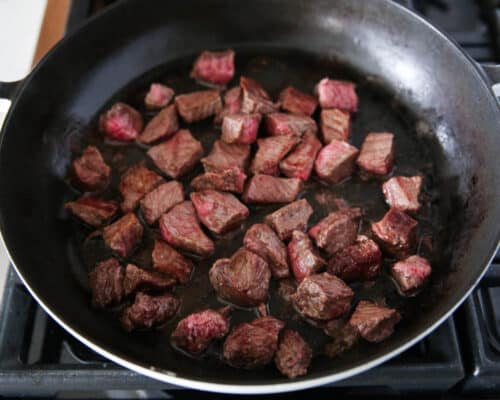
[0,0,499,393]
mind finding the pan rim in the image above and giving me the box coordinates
[0,0,499,393]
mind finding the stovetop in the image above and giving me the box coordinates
[0,0,499,398]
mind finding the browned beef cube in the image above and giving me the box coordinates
[240,76,279,114]
[171,307,231,354]
[279,86,318,116]
[278,278,297,304]
[72,146,111,191]
[147,129,203,179]
[242,175,303,204]
[190,49,235,86]
[349,300,400,342]
[221,113,261,144]
[99,102,143,141]
[356,132,395,175]
[123,263,176,296]
[288,230,325,282]
[382,175,423,212]
[121,292,179,332]
[320,108,351,143]
[175,90,222,123]
[88,258,124,308]
[265,113,317,138]
[265,198,314,241]
[190,190,249,234]
[275,330,312,378]
[292,272,354,320]
[214,86,242,124]
[140,181,184,225]
[243,224,289,278]
[119,164,164,212]
[191,167,247,194]
[201,140,250,173]
[280,131,322,181]
[223,316,284,369]
[308,208,362,255]
[324,319,360,358]
[391,255,432,294]
[103,213,143,258]
[371,208,418,258]
[65,196,118,227]
[152,240,193,284]
[209,248,271,307]
[250,136,300,176]
[315,139,359,184]
[327,235,382,282]
[314,78,358,112]
[144,83,175,109]
[159,201,214,256]
[138,104,179,144]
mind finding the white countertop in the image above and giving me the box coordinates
[0,0,48,296]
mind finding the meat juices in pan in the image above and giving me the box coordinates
[67,49,442,378]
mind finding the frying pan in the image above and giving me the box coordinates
[0,0,499,394]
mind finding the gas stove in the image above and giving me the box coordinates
[0,0,499,398]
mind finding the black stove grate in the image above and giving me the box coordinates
[0,0,499,397]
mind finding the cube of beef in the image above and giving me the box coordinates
[243,224,289,278]
[243,175,303,204]
[138,104,179,144]
[382,176,423,212]
[292,272,354,320]
[315,140,359,184]
[275,329,312,378]
[280,131,322,181]
[201,140,250,173]
[191,167,247,194]
[223,316,284,369]
[265,199,314,241]
[65,196,118,227]
[190,49,235,86]
[171,307,231,354]
[88,258,124,308]
[314,78,358,112]
[250,136,300,176]
[72,146,111,191]
[123,263,176,296]
[190,190,249,234]
[309,208,362,255]
[349,301,400,342]
[240,76,279,114]
[324,320,359,358]
[356,132,395,176]
[278,278,297,304]
[99,102,143,141]
[140,181,184,225]
[209,248,271,307]
[327,235,382,282]
[119,164,164,212]
[279,86,318,116]
[175,90,222,123]
[391,255,432,294]
[103,213,144,258]
[159,201,214,256]
[214,86,242,124]
[121,292,179,332]
[320,108,351,143]
[147,129,203,179]
[371,208,417,258]
[288,230,325,282]
[221,113,262,144]
[152,240,193,284]
[265,113,317,137]
[144,83,175,109]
